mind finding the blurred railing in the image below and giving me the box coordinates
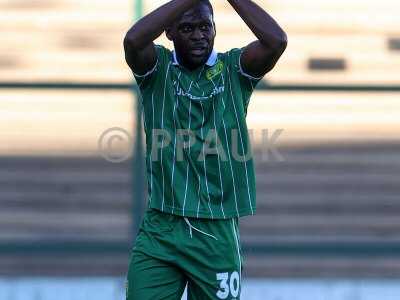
[1,81,400,260]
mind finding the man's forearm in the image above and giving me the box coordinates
[125,0,200,50]
[227,0,287,49]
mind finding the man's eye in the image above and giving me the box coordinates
[200,24,210,31]
[181,26,192,33]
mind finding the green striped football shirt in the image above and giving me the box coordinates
[133,44,262,219]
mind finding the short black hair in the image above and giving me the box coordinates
[168,0,214,29]
[200,0,214,16]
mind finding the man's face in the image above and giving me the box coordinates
[167,3,215,69]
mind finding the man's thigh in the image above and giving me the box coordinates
[126,250,187,300]
[186,270,241,300]
[182,218,243,300]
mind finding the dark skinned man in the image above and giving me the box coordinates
[124,0,287,299]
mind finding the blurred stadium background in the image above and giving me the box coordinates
[1,0,400,299]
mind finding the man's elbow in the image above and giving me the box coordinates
[124,26,145,51]
[124,32,137,51]
[274,31,288,55]
[260,31,288,56]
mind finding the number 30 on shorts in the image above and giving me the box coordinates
[216,271,240,299]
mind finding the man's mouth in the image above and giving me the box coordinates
[190,47,207,56]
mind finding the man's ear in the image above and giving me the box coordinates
[166,27,173,41]
[212,20,216,38]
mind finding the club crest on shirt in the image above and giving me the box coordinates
[206,61,224,80]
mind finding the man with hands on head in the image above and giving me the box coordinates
[124,0,287,299]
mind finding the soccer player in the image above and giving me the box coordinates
[123,0,286,299]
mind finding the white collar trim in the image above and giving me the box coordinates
[172,49,218,67]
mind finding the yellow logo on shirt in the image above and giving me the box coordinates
[206,61,224,80]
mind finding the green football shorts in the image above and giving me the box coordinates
[126,208,243,300]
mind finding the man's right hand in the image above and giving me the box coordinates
[124,0,200,75]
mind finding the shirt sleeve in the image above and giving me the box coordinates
[226,48,264,114]
[132,45,170,90]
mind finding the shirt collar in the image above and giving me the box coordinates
[172,49,218,67]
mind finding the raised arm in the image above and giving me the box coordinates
[227,0,287,78]
[124,0,200,75]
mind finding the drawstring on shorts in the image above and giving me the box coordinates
[184,217,218,241]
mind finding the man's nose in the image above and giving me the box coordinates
[190,28,204,40]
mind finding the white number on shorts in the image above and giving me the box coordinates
[216,271,240,299]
